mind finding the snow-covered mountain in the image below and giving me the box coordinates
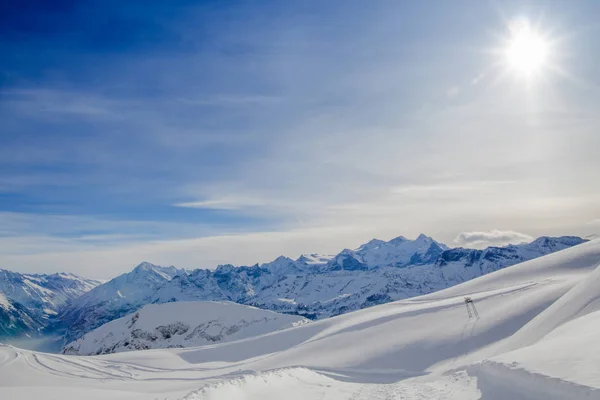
[2,237,599,400]
[62,301,309,355]
[325,233,448,271]
[58,262,184,343]
[60,235,586,344]
[0,293,43,337]
[0,270,100,337]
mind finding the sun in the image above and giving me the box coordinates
[504,18,550,77]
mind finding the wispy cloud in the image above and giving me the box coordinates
[446,85,461,98]
[0,212,241,247]
[174,196,270,210]
[471,72,485,85]
[454,229,533,248]
[176,94,282,107]
[0,89,122,119]
[391,180,516,198]
[1,1,599,276]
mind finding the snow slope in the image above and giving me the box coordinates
[63,301,309,355]
[0,238,598,399]
[60,235,585,343]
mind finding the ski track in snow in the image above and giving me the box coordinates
[1,239,600,399]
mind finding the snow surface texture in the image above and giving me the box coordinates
[60,235,585,343]
[0,270,100,337]
[63,301,309,355]
[1,238,599,399]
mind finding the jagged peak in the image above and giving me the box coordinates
[129,262,183,282]
[133,261,159,271]
[297,253,333,265]
[362,238,385,247]
[337,248,357,256]
[296,254,311,262]
[388,235,409,244]
[214,264,236,273]
[416,233,433,241]
[260,256,300,274]
[356,238,386,252]
[270,255,294,264]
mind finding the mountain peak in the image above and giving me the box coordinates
[215,264,236,274]
[388,235,408,244]
[272,255,293,263]
[262,256,300,273]
[530,236,587,248]
[133,261,158,271]
[129,263,183,283]
[356,238,386,252]
[338,248,357,256]
[297,254,333,265]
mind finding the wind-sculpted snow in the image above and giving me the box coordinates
[1,239,600,399]
[60,235,586,342]
[62,301,309,355]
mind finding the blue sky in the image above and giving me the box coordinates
[1,1,599,277]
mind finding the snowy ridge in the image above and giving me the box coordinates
[58,262,185,342]
[0,293,42,337]
[0,269,100,337]
[63,301,309,355]
[0,239,600,399]
[324,233,448,271]
[59,235,586,342]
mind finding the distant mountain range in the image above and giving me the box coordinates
[51,234,586,345]
[0,271,100,337]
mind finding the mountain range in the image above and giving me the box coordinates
[0,270,100,337]
[2,236,600,399]
[54,234,586,344]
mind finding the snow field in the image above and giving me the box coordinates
[0,239,599,399]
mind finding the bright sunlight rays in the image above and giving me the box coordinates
[504,18,551,78]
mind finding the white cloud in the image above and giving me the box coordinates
[0,89,121,119]
[174,196,274,210]
[0,212,233,251]
[446,85,461,98]
[2,5,600,279]
[454,229,534,249]
[174,199,247,210]
[471,72,485,85]
[177,95,282,106]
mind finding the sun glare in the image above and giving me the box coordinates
[505,19,550,77]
